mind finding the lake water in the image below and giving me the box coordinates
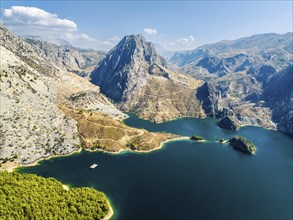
[18,113,293,220]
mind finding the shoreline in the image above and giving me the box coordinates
[5,147,82,173]
[126,111,278,132]
[4,136,190,172]
[90,136,190,155]
[59,184,113,220]
[4,112,284,173]
[103,200,114,220]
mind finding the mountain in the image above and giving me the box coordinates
[90,33,293,134]
[91,34,205,122]
[170,33,292,80]
[170,32,293,135]
[91,34,166,102]
[23,35,73,47]
[24,38,107,77]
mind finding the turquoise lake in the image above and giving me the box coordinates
[18,113,293,219]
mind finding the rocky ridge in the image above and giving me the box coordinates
[24,38,107,78]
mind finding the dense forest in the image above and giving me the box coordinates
[0,172,110,219]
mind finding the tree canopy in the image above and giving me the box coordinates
[0,172,110,219]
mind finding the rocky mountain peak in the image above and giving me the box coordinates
[110,34,166,66]
[91,34,167,102]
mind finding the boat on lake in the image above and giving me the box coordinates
[90,164,98,169]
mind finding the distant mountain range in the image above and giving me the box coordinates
[24,37,107,77]
[172,33,292,59]
[23,35,73,47]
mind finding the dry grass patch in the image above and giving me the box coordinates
[60,105,178,152]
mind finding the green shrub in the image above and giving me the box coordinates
[190,135,204,141]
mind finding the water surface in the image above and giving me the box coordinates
[19,114,293,220]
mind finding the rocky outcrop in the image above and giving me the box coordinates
[195,73,276,130]
[196,81,223,116]
[148,64,170,78]
[229,136,256,155]
[262,65,293,135]
[218,116,240,131]
[91,34,205,122]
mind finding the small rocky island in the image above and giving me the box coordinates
[219,138,226,143]
[190,135,204,141]
[228,136,256,155]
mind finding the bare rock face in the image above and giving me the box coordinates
[262,65,293,135]
[0,25,57,77]
[91,34,205,122]
[218,116,240,131]
[24,38,106,75]
[148,64,170,78]
[0,43,80,165]
[91,34,166,102]
[196,74,278,130]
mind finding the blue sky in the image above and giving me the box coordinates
[1,1,292,51]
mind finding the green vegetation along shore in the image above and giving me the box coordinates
[190,135,204,141]
[229,136,256,154]
[0,172,111,219]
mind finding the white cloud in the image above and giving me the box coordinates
[65,33,95,42]
[144,28,157,35]
[3,6,77,30]
[161,35,196,51]
[177,35,194,45]
[109,36,121,43]
[64,33,118,50]
[2,6,120,51]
